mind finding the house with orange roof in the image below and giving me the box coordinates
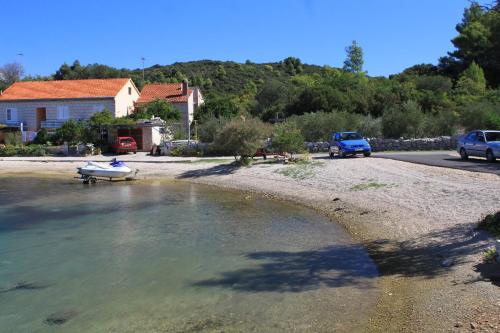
[135,81,204,130]
[0,78,140,132]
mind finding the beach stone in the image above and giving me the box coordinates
[44,310,78,326]
[441,259,454,267]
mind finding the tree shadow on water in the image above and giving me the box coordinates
[193,223,494,292]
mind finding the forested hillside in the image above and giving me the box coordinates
[1,1,499,140]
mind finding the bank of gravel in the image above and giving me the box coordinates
[1,156,499,332]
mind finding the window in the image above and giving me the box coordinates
[6,108,18,121]
[57,105,70,120]
[128,87,132,95]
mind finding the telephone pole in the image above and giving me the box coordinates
[141,57,145,81]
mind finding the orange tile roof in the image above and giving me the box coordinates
[136,83,192,105]
[0,78,131,101]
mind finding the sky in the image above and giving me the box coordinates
[0,0,480,77]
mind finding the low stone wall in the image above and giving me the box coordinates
[305,136,459,153]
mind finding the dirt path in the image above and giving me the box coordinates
[1,156,499,332]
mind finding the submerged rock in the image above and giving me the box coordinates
[44,310,78,326]
[0,281,48,293]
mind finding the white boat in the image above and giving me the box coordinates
[77,159,134,182]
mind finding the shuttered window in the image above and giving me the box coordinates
[57,106,70,120]
[6,108,18,121]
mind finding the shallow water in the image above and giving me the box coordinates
[0,177,378,332]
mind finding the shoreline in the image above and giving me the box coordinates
[1,157,499,332]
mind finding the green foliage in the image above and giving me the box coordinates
[54,120,84,145]
[197,116,228,143]
[195,96,239,122]
[343,40,364,73]
[89,109,114,126]
[281,57,303,75]
[33,128,51,144]
[133,99,181,121]
[477,211,500,237]
[461,100,500,130]
[287,112,365,141]
[455,61,487,95]
[382,101,425,138]
[213,117,271,161]
[4,132,22,145]
[169,145,204,157]
[0,144,47,157]
[271,123,305,153]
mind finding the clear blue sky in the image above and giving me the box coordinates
[1,0,479,77]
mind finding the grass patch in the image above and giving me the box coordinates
[275,160,324,180]
[477,211,500,238]
[350,182,389,191]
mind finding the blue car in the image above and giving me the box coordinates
[458,130,500,162]
[329,131,371,158]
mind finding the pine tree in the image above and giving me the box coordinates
[343,40,364,73]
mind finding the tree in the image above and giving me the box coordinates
[213,117,271,162]
[382,101,425,138]
[343,40,364,73]
[195,96,239,121]
[271,123,305,154]
[54,120,84,144]
[134,99,181,121]
[281,57,303,75]
[0,63,24,88]
[455,61,487,95]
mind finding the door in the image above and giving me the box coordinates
[463,132,477,156]
[474,132,488,157]
[36,108,46,130]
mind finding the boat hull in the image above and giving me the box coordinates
[77,166,133,179]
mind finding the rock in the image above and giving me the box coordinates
[332,198,340,202]
[454,322,463,328]
[441,258,454,267]
[470,322,477,329]
[44,310,78,326]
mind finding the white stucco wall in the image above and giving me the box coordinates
[114,79,140,117]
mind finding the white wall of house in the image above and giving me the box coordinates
[0,99,115,131]
[114,79,140,117]
[172,93,194,131]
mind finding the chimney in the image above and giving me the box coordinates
[182,80,188,96]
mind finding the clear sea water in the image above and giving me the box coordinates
[0,176,378,332]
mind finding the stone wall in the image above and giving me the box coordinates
[305,136,459,153]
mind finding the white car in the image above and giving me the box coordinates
[457,130,500,162]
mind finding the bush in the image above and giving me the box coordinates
[53,120,84,145]
[287,111,364,141]
[197,116,228,143]
[170,145,204,157]
[0,144,47,157]
[5,132,22,145]
[382,101,425,138]
[271,123,305,154]
[33,128,51,144]
[213,117,272,161]
[461,101,500,131]
[478,211,500,238]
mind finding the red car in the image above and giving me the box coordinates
[111,136,137,154]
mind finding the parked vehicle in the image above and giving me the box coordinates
[458,130,500,162]
[329,131,371,158]
[111,136,137,154]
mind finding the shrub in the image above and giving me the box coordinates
[213,117,272,161]
[382,101,425,138]
[287,111,364,141]
[271,122,305,154]
[198,116,228,143]
[460,101,500,131]
[477,211,500,238]
[33,128,51,144]
[5,132,22,145]
[170,145,204,157]
[0,144,47,157]
[53,120,84,145]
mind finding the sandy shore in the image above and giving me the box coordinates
[1,155,499,332]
